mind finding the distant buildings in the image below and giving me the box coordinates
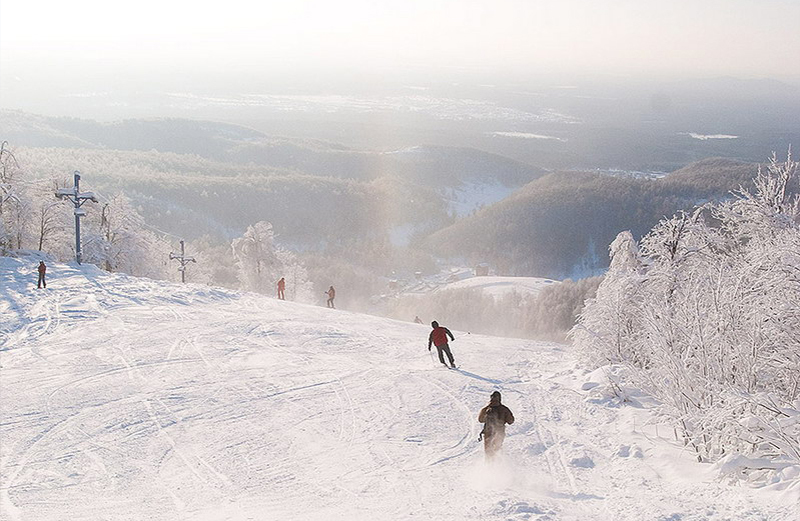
[475,263,489,276]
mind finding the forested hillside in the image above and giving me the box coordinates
[425,158,764,278]
[1,111,546,244]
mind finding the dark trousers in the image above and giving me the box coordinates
[327,298,335,308]
[37,273,46,288]
[484,430,506,461]
[436,343,455,367]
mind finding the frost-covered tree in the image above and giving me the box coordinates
[572,230,644,366]
[0,141,25,252]
[68,193,171,279]
[573,151,800,470]
[232,221,282,294]
[231,221,314,301]
[31,179,71,252]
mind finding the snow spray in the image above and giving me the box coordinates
[463,452,552,496]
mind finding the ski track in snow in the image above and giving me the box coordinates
[0,258,796,521]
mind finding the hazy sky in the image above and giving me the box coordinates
[2,0,799,90]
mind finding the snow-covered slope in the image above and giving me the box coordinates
[0,257,795,520]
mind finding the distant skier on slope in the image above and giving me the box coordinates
[427,320,456,368]
[36,261,47,289]
[277,277,286,300]
[478,391,515,461]
[325,285,336,308]
[414,315,423,324]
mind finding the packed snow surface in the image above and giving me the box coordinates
[0,257,795,520]
[438,276,559,299]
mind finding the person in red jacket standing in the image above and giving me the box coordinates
[37,261,47,289]
[277,277,286,300]
[427,320,456,368]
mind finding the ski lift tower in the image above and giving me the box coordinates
[169,240,196,283]
[55,171,98,264]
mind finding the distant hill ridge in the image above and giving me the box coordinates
[0,110,545,186]
[2,111,546,249]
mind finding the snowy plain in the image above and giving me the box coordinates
[0,257,796,521]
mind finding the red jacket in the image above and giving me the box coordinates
[429,326,454,348]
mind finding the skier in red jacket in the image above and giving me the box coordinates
[37,261,47,289]
[427,320,456,368]
[277,277,286,300]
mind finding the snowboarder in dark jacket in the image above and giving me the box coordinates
[478,391,515,461]
[428,320,456,368]
[37,261,47,289]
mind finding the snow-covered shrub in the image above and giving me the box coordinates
[573,151,800,474]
